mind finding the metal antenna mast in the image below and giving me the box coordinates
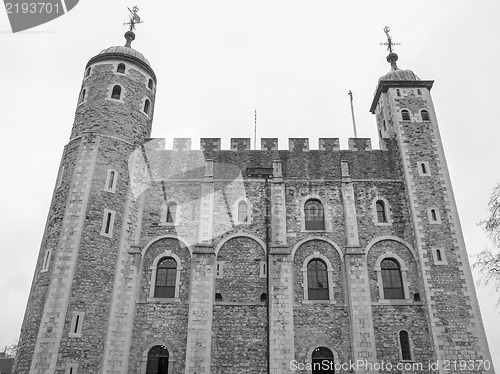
[254,109,257,150]
[348,90,358,138]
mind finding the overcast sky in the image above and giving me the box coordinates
[1,0,499,368]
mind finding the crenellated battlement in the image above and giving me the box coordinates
[150,137,389,151]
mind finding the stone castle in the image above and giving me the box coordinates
[14,28,494,374]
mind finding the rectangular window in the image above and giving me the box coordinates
[41,249,52,273]
[105,169,118,193]
[65,363,79,374]
[100,209,116,238]
[259,261,267,278]
[56,165,65,189]
[215,261,224,279]
[69,311,84,338]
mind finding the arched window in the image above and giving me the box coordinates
[154,258,177,298]
[304,199,325,230]
[381,259,404,299]
[307,259,329,300]
[399,331,412,360]
[144,99,151,115]
[111,85,121,100]
[401,109,410,121]
[215,292,223,301]
[166,202,177,223]
[117,63,126,74]
[376,200,387,223]
[421,110,430,121]
[146,345,169,374]
[85,67,91,78]
[80,89,86,103]
[238,201,248,222]
[311,347,334,374]
[148,78,154,90]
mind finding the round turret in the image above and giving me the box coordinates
[71,31,156,144]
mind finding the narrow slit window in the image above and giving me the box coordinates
[383,120,387,132]
[436,249,442,261]
[117,63,126,74]
[144,99,151,115]
[399,331,412,360]
[79,89,86,104]
[431,209,437,221]
[148,78,154,90]
[421,163,427,174]
[101,209,115,237]
[85,67,91,78]
[417,89,422,95]
[421,110,430,121]
[41,249,52,272]
[108,171,115,190]
[166,202,177,223]
[69,312,84,337]
[111,85,121,100]
[396,89,401,97]
[401,109,410,121]
[238,201,248,222]
[105,213,112,234]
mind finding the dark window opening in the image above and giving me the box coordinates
[396,89,401,97]
[215,292,222,301]
[436,249,442,261]
[421,110,430,121]
[117,63,126,74]
[85,67,91,78]
[111,85,121,100]
[260,293,267,301]
[154,258,176,298]
[381,258,404,299]
[80,89,86,103]
[383,120,387,132]
[238,201,248,222]
[399,331,412,360]
[166,202,177,223]
[146,345,169,374]
[421,163,427,174]
[417,89,422,95]
[413,293,420,302]
[431,209,437,221]
[148,78,154,90]
[305,199,325,230]
[74,315,80,333]
[312,346,335,374]
[108,171,115,190]
[307,259,329,300]
[401,109,410,121]
[105,212,112,234]
[144,99,151,115]
[376,200,387,223]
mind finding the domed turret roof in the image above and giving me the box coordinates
[86,30,156,81]
[379,52,419,81]
[97,45,150,67]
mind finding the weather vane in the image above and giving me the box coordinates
[124,6,143,32]
[380,26,400,53]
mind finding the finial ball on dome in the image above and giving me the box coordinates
[124,30,135,48]
[386,52,398,63]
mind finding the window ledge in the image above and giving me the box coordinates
[159,222,179,227]
[374,222,391,227]
[146,298,181,304]
[215,301,266,306]
[301,229,329,233]
[373,300,423,306]
[302,300,336,305]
